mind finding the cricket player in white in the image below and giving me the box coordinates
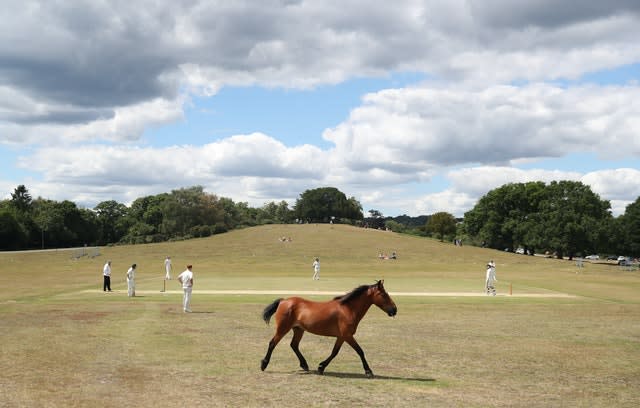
[126,264,137,297]
[164,256,172,280]
[177,265,194,312]
[312,258,320,280]
[485,260,497,296]
[103,261,112,292]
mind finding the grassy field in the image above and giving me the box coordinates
[1,224,639,407]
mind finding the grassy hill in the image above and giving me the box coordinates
[2,223,637,301]
[1,224,639,407]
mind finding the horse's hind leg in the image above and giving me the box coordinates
[318,338,344,375]
[290,327,309,371]
[261,334,282,371]
[262,312,294,372]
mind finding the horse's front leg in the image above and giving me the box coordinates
[290,327,309,371]
[345,337,373,378]
[318,338,344,375]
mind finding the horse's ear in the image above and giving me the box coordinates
[377,279,384,288]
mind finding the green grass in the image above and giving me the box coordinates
[1,224,639,407]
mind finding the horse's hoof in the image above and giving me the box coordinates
[301,365,309,371]
[317,366,325,375]
[365,371,374,379]
[260,360,268,371]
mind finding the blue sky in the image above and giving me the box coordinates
[152,72,426,149]
[1,1,639,217]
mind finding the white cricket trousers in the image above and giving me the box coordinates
[182,287,193,311]
[127,278,135,297]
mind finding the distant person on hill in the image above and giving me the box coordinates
[177,265,194,312]
[312,258,320,280]
[164,256,172,280]
[126,263,137,297]
[103,260,112,292]
[485,260,497,296]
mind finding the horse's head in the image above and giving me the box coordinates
[371,280,397,317]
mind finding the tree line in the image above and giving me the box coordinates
[0,185,363,250]
[1,181,638,258]
[461,180,639,259]
[368,181,639,259]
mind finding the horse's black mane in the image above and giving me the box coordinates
[334,284,373,304]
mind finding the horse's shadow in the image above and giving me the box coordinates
[299,370,435,382]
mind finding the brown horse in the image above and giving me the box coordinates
[260,280,397,378]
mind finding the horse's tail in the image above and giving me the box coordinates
[262,298,283,324]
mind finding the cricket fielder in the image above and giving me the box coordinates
[177,265,194,312]
[485,260,497,296]
[126,264,137,297]
[164,256,172,280]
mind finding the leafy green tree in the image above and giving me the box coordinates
[425,211,457,241]
[77,207,100,245]
[124,222,159,244]
[31,199,90,248]
[94,200,129,244]
[345,196,364,222]
[534,181,611,259]
[10,185,32,213]
[294,187,362,223]
[617,197,640,257]
[259,202,279,224]
[6,185,37,247]
[219,197,241,229]
[0,206,28,249]
[161,186,224,238]
[122,193,170,243]
[256,201,293,224]
[368,209,382,218]
[275,200,293,223]
[218,198,259,229]
[464,182,546,251]
[365,209,385,229]
[384,220,405,233]
[504,182,546,254]
[128,194,168,228]
[464,181,611,259]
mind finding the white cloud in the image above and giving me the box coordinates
[11,80,640,216]
[447,167,583,197]
[1,1,639,219]
[1,97,184,145]
[413,190,477,218]
[324,83,640,172]
[16,133,328,206]
[582,168,640,214]
[2,0,640,146]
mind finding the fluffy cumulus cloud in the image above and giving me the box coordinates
[16,133,328,207]
[1,0,639,215]
[324,83,640,169]
[3,0,640,140]
[582,168,640,214]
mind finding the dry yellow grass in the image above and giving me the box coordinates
[1,224,639,407]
